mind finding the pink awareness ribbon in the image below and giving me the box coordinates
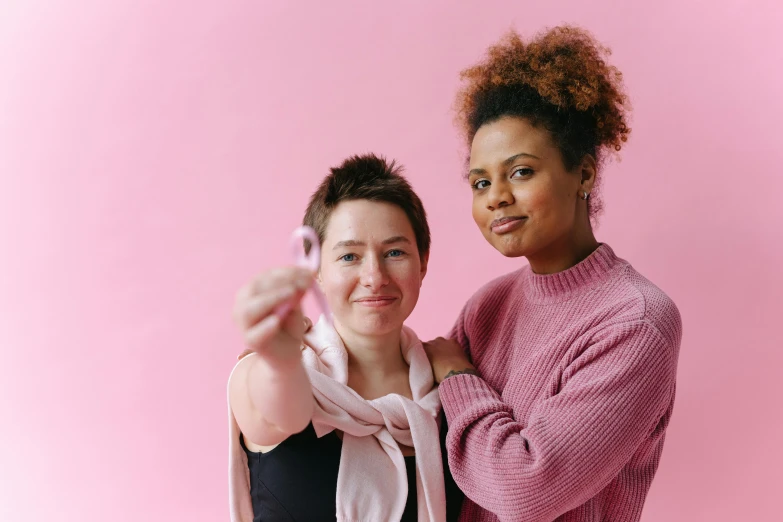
[275,226,333,325]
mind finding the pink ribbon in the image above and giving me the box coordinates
[276,226,333,325]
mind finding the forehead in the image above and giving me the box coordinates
[323,200,415,243]
[469,117,555,168]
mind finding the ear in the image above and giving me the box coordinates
[419,251,430,283]
[578,154,598,195]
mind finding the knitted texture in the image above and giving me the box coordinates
[439,244,681,522]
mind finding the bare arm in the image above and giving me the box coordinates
[228,266,316,447]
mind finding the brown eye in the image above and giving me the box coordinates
[511,167,534,178]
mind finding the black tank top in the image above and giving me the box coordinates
[240,413,463,521]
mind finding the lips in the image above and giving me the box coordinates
[490,216,527,234]
[355,296,397,307]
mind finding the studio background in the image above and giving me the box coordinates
[1,1,781,520]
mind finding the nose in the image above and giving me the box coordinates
[359,254,389,291]
[486,181,513,210]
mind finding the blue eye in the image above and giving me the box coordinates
[386,249,404,258]
[340,254,356,262]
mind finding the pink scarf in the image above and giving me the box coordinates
[228,317,446,522]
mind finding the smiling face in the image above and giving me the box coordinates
[317,199,427,339]
[468,116,596,264]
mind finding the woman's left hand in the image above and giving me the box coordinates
[423,337,476,383]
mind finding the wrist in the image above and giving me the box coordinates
[437,362,477,383]
[257,342,304,372]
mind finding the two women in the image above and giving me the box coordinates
[229,25,681,522]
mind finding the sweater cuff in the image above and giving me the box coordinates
[438,373,504,422]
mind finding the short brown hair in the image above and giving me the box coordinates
[303,153,431,259]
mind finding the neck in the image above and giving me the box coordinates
[527,221,599,275]
[334,322,409,379]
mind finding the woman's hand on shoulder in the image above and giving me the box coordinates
[423,337,477,384]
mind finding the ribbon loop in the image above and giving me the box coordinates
[276,226,333,325]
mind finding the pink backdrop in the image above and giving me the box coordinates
[2,1,781,520]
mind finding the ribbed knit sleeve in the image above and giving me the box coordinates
[439,320,677,522]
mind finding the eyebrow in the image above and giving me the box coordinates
[466,152,540,179]
[332,236,411,249]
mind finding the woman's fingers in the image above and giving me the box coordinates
[233,267,313,327]
[244,304,305,358]
[281,304,306,339]
[244,314,282,352]
[302,316,313,332]
[250,267,313,296]
[239,285,301,329]
[233,265,316,356]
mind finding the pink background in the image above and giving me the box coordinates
[1,1,781,520]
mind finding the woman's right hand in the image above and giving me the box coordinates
[230,266,317,446]
[233,266,314,366]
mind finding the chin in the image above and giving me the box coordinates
[352,315,404,337]
[498,246,527,258]
[489,236,529,258]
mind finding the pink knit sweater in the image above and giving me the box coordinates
[439,244,681,522]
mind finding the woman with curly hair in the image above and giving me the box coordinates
[424,26,682,522]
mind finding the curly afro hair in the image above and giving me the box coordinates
[455,26,631,218]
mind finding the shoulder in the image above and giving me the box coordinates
[463,266,527,314]
[227,353,292,451]
[609,260,683,350]
[228,351,256,387]
[451,267,527,349]
[227,352,258,415]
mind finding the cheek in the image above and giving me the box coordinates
[319,268,354,303]
[523,181,571,224]
[472,196,487,227]
[400,275,422,299]
[391,263,423,296]
[518,182,548,210]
